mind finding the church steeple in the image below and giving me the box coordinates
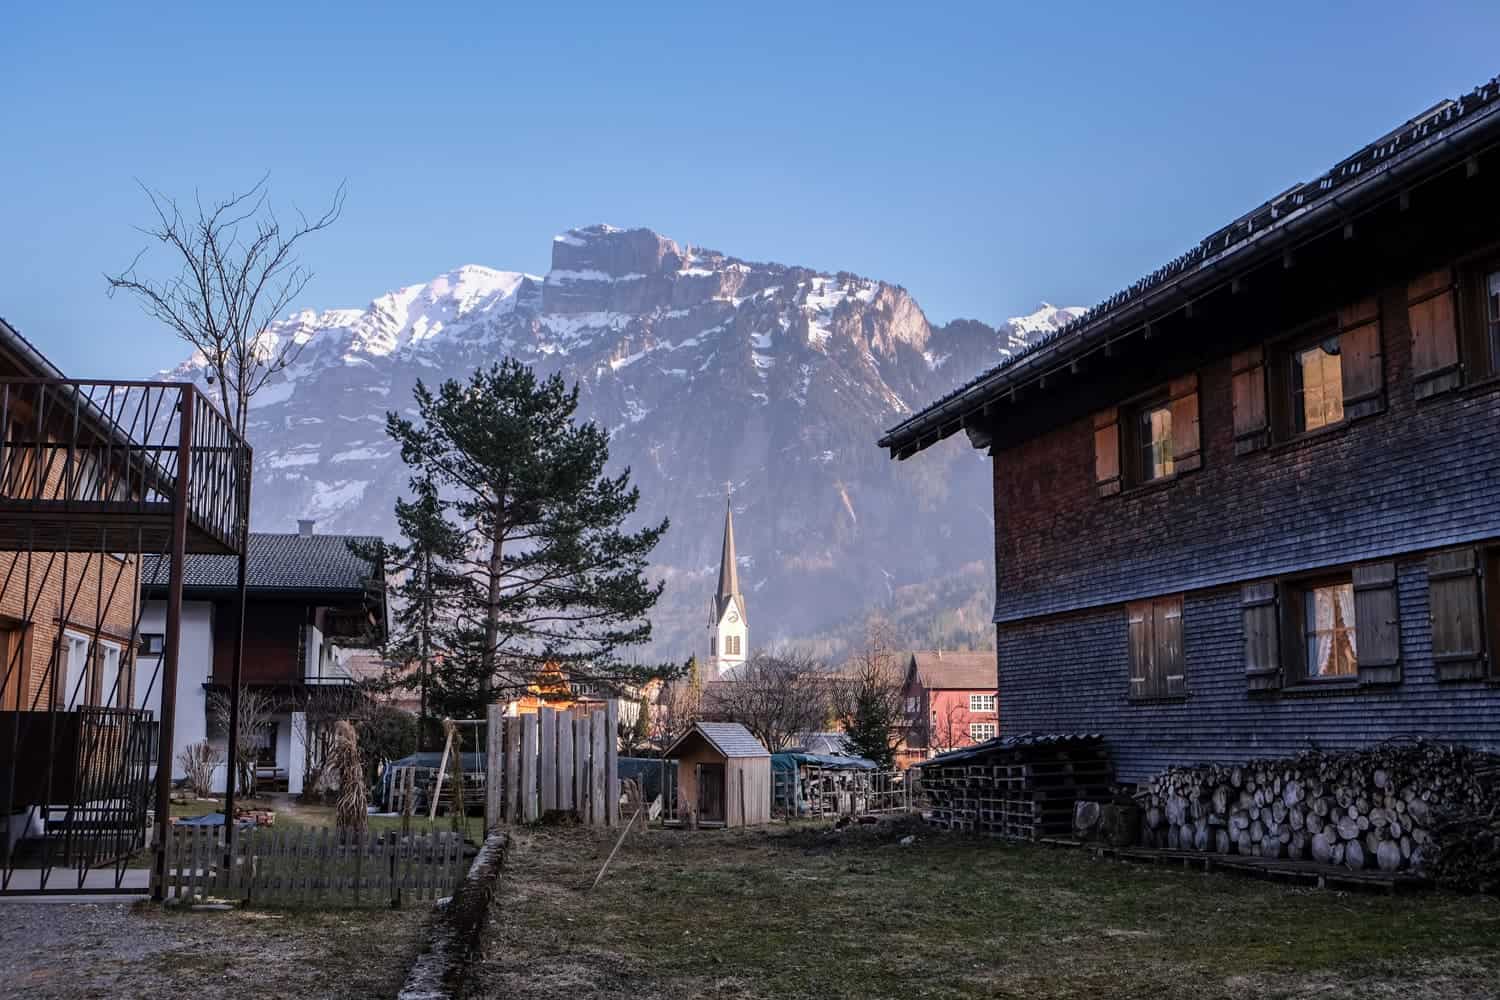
[708,489,748,676]
[714,497,744,624]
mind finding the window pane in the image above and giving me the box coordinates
[1137,404,1174,481]
[1487,270,1500,372]
[1304,583,1358,678]
[1293,341,1345,433]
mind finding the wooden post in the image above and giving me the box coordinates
[485,703,504,830]
[540,707,558,815]
[590,711,607,827]
[505,716,521,823]
[521,713,540,823]
[557,710,575,813]
[573,716,588,819]
[739,768,746,828]
[605,699,620,826]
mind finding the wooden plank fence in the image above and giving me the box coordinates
[485,703,621,828]
[154,826,465,907]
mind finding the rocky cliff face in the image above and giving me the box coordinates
[165,225,1081,659]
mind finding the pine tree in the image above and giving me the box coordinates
[385,359,672,717]
[355,477,466,746]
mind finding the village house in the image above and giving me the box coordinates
[0,318,249,886]
[138,523,386,794]
[899,650,999,763]
[879,77,1500,784]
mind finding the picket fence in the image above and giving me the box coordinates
[484,702,621,827]
[155,825,465,906]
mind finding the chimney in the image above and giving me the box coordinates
[297,519,316,537]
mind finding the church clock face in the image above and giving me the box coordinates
[727,611,739,624]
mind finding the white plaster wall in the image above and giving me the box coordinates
[137,600,217,785]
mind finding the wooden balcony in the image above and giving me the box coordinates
[0,379,250,555]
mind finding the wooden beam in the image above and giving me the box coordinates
[1466,156,1480,179]
[1143,321,1156,340]
[1343,221,1355,241]
[1283,249,1296,270]
[1399,189,1411,211]
[1231,276,1245,295]
[1103,340,1116,358]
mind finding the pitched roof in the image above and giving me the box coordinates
[668,721,769,759]
[143,531,382,594]
[880,74,1500,459]
[907,651,995,690]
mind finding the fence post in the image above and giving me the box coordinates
[573,716,588,820]
[590,711,607,827]
[606,699,620,826]
[540,707,557,815]
[557,710,575,813]
[505,716,521,823]
[485,703,504,830]
[521,713,540,823]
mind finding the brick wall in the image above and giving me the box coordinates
[999,562,1500,784]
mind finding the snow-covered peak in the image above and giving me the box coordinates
[343,265,538,357]
[1006,302,1086,338]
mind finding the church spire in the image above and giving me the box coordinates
[715,494,743,621]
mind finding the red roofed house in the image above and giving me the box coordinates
[899,650,998,763]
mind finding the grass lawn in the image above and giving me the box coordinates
[477,818,1500,1000]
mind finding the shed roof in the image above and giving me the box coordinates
[667,721,770,759]
[907,651,995,690]
[143,531,382,594]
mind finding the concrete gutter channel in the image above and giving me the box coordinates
[398,831,508,1000]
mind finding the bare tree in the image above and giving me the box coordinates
[711,649,834,753]
[834,624,907,768]
[207,687,277,799]
[290,685,371,801]
[106,174,345,440]
[175,740,225,799]
[928,700,971,755]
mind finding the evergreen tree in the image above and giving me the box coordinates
[386,359,672,716]
[355,477,466,746]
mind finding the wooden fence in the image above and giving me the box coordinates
[154,825,466,906]
[484,702,620,827]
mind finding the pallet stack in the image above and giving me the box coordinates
[916,733,1113,840]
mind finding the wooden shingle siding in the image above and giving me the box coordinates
[997,564,1500,785]
[992,281,1500,625]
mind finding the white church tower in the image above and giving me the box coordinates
[707,497,748,678]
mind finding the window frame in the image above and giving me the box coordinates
[1269,322,1348,440]
[968,721,997,742]
[1297,577,1359,683]
[968,693,996,713]
[1461,254,1500,385]
[1119,387,1177,488]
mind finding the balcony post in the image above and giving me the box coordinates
[151,385,193,901]
[222,449,250,866]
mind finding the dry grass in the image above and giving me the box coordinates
[477,820,1500,1000]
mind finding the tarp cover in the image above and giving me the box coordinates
[770,752,876,773]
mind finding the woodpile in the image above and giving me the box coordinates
[1430,807,1500,893]
[1136,740,1500,874]
[917,733,1112,840]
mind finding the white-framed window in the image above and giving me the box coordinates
[904,696,917,714]
[968,693,996,713]
[726,635,741,656]
[98,640,122,708]
[969,722,997,742]
[62,631,91,709]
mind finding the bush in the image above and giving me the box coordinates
[356,705,418,781]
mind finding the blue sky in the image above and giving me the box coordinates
[3,2,1498,376]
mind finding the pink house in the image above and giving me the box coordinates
[899,651,998,763]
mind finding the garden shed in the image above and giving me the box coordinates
[665,722,771,828]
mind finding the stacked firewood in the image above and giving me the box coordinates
[1136,741,1500,873]
[1430,806,1500,893]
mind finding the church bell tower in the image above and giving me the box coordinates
[708,494,748,678]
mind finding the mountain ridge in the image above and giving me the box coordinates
[164,224,1082,659]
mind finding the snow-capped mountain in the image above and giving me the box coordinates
[166,224,1081,658]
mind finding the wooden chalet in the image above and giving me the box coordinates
[879,76,1500,785]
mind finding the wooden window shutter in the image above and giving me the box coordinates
[1428,549,1486,680]
[1231,348,1269,454]
[1241,582,1281,690]
[1407,268,1462,399]
[1352,561,1401,684]
[1168,375,1202,474]
[1337,297,1385,420]
[1127,600,1153,699]
[1093,408,1121,498]
[1157,595,1186,697]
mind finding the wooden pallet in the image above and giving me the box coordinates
[1078,842,1429,895]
